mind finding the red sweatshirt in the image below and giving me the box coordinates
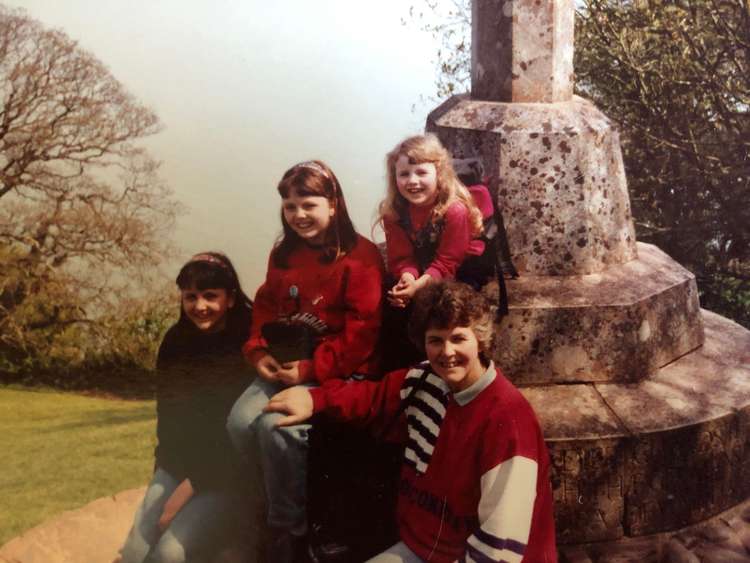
[384,185,494,281]
[243,235,384,382]
[310,364,557,563]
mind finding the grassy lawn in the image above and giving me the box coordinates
[0,385,156,546]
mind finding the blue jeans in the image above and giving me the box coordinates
[119,468,242,563]
[227,377,313,536]
[366,541,424,562]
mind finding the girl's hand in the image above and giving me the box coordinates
[264,387,314,426]
[158,478,194,532]
[255,353,283,381]
[276,360,307,386]
[387,273,416,307]
[389,272,435,307]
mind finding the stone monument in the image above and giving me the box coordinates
[425,0,750,554]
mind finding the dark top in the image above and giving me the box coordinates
[154,306,253,492]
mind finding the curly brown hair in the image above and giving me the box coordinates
[408,280,495,364]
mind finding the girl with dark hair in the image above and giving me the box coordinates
[227,160,384,562]
[117,252,254,563]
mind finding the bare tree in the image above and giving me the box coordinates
[0,6,181,372]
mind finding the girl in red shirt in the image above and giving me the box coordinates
[378,134,495,306]
[227,160,384,562]
[378,134,495,370]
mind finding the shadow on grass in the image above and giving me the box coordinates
[34,405,156,434]
[1,367,156,400]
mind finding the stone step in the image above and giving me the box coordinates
[493,242,704,385]
[557,497,750,562]
[520,310,750,543]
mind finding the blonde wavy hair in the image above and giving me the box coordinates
[377,134,483,237]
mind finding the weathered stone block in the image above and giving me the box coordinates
[428,95,637,275]
[472,0,574,102]
[521,385,628,543]
[488,243,703,384]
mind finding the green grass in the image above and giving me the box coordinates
[0,385,156,545]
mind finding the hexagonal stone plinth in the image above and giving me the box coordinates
[487,243,704,384]
[521,310,750,543]
[428,95,637,275]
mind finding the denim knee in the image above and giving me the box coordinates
[255,411,308,449]
[146,535,186,563]
[226,382,270,457]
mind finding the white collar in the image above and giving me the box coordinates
[453,361,496,406]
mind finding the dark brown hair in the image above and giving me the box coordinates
[176,251,252,341]
[273,160,358,268]
[408,280,495,365]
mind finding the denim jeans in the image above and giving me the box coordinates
[119,468,242,563]
[226,377,314,536]
[366,541,424,562]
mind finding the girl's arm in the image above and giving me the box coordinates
[153,328,189,480]
[304,240,384,383]
[383,217,420,281]
[424,201,473,280]
[242,255,280,367]
[158,478,194,532]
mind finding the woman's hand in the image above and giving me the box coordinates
[264,386,314,426]
[254,353,283,382]
[158,478,194,532]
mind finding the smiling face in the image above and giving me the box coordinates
[181,286,234,333]
[282,187,335,245]
[425,325,486,392]
[394,154,439,208]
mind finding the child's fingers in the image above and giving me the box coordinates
[387,295,407,308]
[258,369,279,382]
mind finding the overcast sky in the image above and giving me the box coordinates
[7,1,442,291]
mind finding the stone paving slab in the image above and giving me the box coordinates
[0,488,144,563]
[559,498,750,562]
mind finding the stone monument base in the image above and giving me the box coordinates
[520,310,750,544]
[495,242,704,385]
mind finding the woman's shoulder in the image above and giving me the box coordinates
[484,369,541,425]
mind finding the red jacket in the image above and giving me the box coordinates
[311,364,557,563]
[384,185,493,281]
[244,235,384,382]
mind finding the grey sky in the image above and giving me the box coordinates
[7,0,440,291]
